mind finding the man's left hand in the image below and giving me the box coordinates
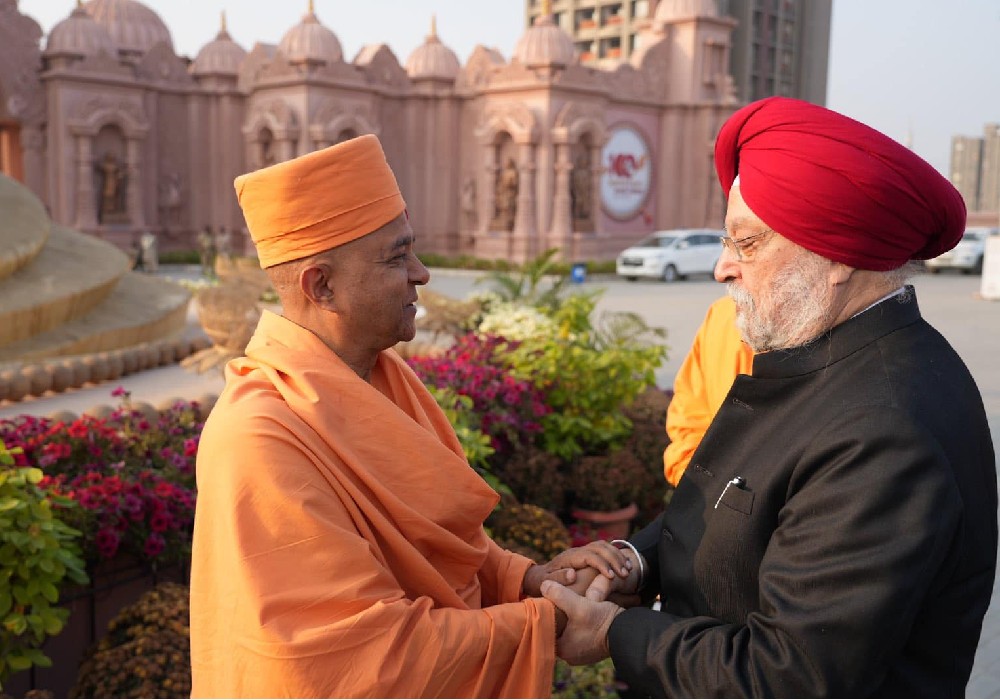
[541,580,624,666]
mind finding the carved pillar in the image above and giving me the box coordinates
[513,141,537,261]
[20,126,45,201]
[589,144,602,230]
[126,137,144,227]
[550,141,573,251]
[74,135,98,229]
[481,151,497,235]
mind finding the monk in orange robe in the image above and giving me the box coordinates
[662,295,752,486]
[189,135,629,698]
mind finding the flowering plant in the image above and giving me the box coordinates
[408,334,550,457]
[477,302,555,341]
[39,469,195,565]
[0,389,202,567]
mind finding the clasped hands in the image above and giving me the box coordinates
[523,541,644,665]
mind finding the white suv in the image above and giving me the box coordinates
[616,229,723,282]
[925,228,994,275]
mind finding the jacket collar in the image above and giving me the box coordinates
[751,285,922,379]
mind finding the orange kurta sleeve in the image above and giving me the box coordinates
[190,312,556,698]
[663,296,753,486]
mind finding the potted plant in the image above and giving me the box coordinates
[568,448,645,540]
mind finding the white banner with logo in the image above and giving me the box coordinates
[600,125,652,221]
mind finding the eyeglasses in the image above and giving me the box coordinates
[719,229,775,262]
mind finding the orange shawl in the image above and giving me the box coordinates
[663,296,753,486]
[190,311,555,697]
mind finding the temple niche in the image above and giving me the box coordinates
[571,137,594,231]
[93,127,128,224]
[492,136,519,233]
[2,0,739,264]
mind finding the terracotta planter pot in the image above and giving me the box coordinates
[570,502,638,540]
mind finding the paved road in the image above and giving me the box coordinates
[1,266,998,694]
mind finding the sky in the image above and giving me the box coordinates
[20,0,1000,177]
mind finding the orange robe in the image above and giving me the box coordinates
[663,296,753,486]
[190,311,555,698]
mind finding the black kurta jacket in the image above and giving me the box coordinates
[610,289,997,698]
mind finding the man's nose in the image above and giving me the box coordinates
[714,246,740,283]
[411,256,431,285]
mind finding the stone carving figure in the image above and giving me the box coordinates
[96,151,127,222]
[493,157,519,232]
[158,172,183,227]
[215,226,233,263]
[460,176,477,230]
[198,226,217,277]
[140,232,158,272]
[571,150,592,224]
[259,130,276,168]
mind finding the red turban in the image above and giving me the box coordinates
[714,97,966,271]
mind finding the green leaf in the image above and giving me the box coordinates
[40,582,59,603]
[7,654,32,671]
[42,613,64,636]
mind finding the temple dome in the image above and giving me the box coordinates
[45,5,117,58]
[405,18,460,80]
[83,0,174,56]
[278,2,343,65]
[191,14,247,77]
[654,0,720,22]
[513,12,575,68]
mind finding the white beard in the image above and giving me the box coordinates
[728,250,835,352]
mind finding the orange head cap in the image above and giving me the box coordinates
[235,134,406,269]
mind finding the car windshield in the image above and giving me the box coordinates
[634,234,678,249]
[963,231,984,242]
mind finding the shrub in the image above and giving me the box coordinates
[0,390,202,569]
[424,385,506,496]
[568,449,646,513]
[408,334,549,458]
[488,503,570,563]
[622,387,674,524]
[503,293,666,460]
[0,441,88,690]
[40,469,195,567]
[552,658,620,698]
[72,582,190,699]
[491,442,567,513]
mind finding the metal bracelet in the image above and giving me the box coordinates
[610,539,645,594]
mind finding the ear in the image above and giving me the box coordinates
[828,261,855,286]
[299,258,336,309]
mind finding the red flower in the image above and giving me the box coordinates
[150,511,172,533]
[143,533,166,558]
[95,528,120,558]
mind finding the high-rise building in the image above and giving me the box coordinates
[949,124,1000,214]
[950,136,983,212]
[525,0,832,105]
[980,124,1000,214]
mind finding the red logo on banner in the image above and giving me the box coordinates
[607,153,648,178]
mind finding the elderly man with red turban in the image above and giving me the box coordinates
[189,134,631,698]
[541,97,998,697]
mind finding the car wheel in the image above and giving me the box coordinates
[972,256,984,275]
[928,267,940,275]
[624,276,637,282]
[662,264,679,283]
